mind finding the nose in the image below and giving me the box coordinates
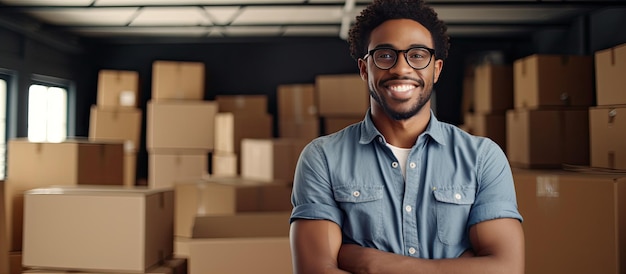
[389,52,413,74]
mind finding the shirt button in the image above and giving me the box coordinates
[409,162,416,168]
[353,191,360,197]
[392,162,398,168]
[408,247,416,255]
[378,137,383,143]
[405,205,412,212]
[455,193,462,200]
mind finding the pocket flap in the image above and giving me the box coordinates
[334,185,383,203]
[433,188,475,205]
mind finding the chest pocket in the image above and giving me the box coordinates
[333,185,384,241]
[433,187,476,246]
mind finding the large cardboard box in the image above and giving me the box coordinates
[22,186,173,273]
[97,70,139,108]
[0,182,6,274]
[124,151,137,187]
[240,138,307,183]
[595,43,626,106]
[316,74,369,116]
[174,177,292,237]
[513,54,593,109]
[589,106,626,170]
[215,95,267,115]
[146,100,217,150]
[152,60,205,101]
[277,84,318,120]
[89,105,142,153]
[506,108,589,168]
[5,140,124,251]
[148,150,208,189]
[513,169,626,274]
[22,257,186,273]
[175,237,291,274]
[473,63,513,114]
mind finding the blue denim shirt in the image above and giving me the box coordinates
[290,110,523,259]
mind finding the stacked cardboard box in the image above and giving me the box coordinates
[240,138,307,183]
[466,63,513,150]
[147,60,216,189]
[316,74,368,134]
[20,185,185,274]
[506,54,593,168]
[213,95,273,175]
[589,43,626,171]
[173,177,292,274]
[512,168,626,274]
[90,69,142,187]
[1,139,124,274]
[277,84,319,141]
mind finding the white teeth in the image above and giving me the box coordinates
[388,85,414,92]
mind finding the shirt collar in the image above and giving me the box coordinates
[359,109,446,146]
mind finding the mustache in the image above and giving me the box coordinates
[381,76,424,87]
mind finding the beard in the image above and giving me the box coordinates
[369,77,432,121]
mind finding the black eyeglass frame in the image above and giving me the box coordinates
[363,46,436,70]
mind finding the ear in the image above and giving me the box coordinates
[358,58,368,82]
[433,59,444,83]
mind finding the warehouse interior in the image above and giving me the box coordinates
[1,0,626,273]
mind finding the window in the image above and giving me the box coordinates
[27,84,67,143]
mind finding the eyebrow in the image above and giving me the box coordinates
[371,43,432,50]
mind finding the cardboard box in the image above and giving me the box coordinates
[146,100,217,150]
[21,257,187,274]
[22,186,174,273]
[5,139,124,251]
[316,74,369,116]
[595,43,626,106]
[174,177,292,237]
[513,54,593,109]
[277,84,318,120]
[323,116,362,135]
[0,182,6,274]
[211,152,238,177]
[215,95,267,115]
[175,237,291,274]
[89,105,142,153]
[214,112,234,153]
[473,63,513,114]
[279,118,319,141]
[125,152,137,187]
[512,169,626,274]
[192,212,290,238]
[240,138,307,182]
[148,150,208,189]
[472,113,506,151]
[97,70,139,108]
[506,108,589,168]
[461,75,474,114]
[152,60,205,101]
[589,106,626,170]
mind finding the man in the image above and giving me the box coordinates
[289,0,524,273]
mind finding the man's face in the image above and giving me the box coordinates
[358,19,443,121]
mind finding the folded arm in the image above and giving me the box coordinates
[290,219,351,274]
[337,218,524,274]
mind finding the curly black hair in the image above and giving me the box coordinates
[348,0,450,61]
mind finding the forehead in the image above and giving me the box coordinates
[368,19,433,49]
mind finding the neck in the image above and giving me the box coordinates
[371,101,431,149]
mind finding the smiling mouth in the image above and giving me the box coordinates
[387,84,417,92]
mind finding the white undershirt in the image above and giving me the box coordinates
[386,143,411,179]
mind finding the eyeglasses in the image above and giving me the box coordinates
[363,46,435,70]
